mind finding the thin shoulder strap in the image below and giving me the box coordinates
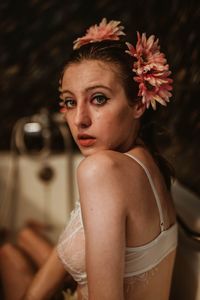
[125,153,165,232]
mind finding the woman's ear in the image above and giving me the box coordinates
[132,100,146,119]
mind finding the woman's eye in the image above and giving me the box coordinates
[92,94,108,105]
[63,99,76,108]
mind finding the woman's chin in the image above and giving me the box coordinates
[79,145,108,157]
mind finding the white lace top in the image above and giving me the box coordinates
[57,153,178,299]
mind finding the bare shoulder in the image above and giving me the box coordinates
[77,150,124,179]
[77,150,134,211]
[77,150,146,213]
[77,149,146,188]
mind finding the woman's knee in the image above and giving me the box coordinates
[0,242,35,274]
[0,243,16,260]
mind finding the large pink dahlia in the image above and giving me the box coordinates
[126,32,173,110]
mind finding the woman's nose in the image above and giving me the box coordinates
[74,105,91,128]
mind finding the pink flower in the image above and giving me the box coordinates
[73,18,125,50]
[126,32,173,110]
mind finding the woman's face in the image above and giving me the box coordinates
[60,60,139,156]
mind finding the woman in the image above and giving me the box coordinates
[1,18,177,300]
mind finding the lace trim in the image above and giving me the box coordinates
[124,267,158,294]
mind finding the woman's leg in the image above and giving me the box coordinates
[0,243,34,300]
[0,227,77,299]
[16,226,53,268]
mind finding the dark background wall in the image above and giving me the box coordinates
[0,0,200,195]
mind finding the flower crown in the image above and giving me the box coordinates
[73,18,173,110]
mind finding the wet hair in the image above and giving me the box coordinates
[59,40,174,190]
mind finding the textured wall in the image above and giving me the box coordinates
[0,0,200,195]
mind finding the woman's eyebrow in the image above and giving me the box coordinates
[59,89,73,95]
[60,85,113,95]
[86,85,112,92]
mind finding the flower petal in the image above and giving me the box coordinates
[73,18,126,50]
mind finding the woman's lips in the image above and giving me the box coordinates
[77,134,96,147]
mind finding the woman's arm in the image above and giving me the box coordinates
[77,151,127,300]
[22,247,67,300]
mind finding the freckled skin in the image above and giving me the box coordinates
[60,60,140,157]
